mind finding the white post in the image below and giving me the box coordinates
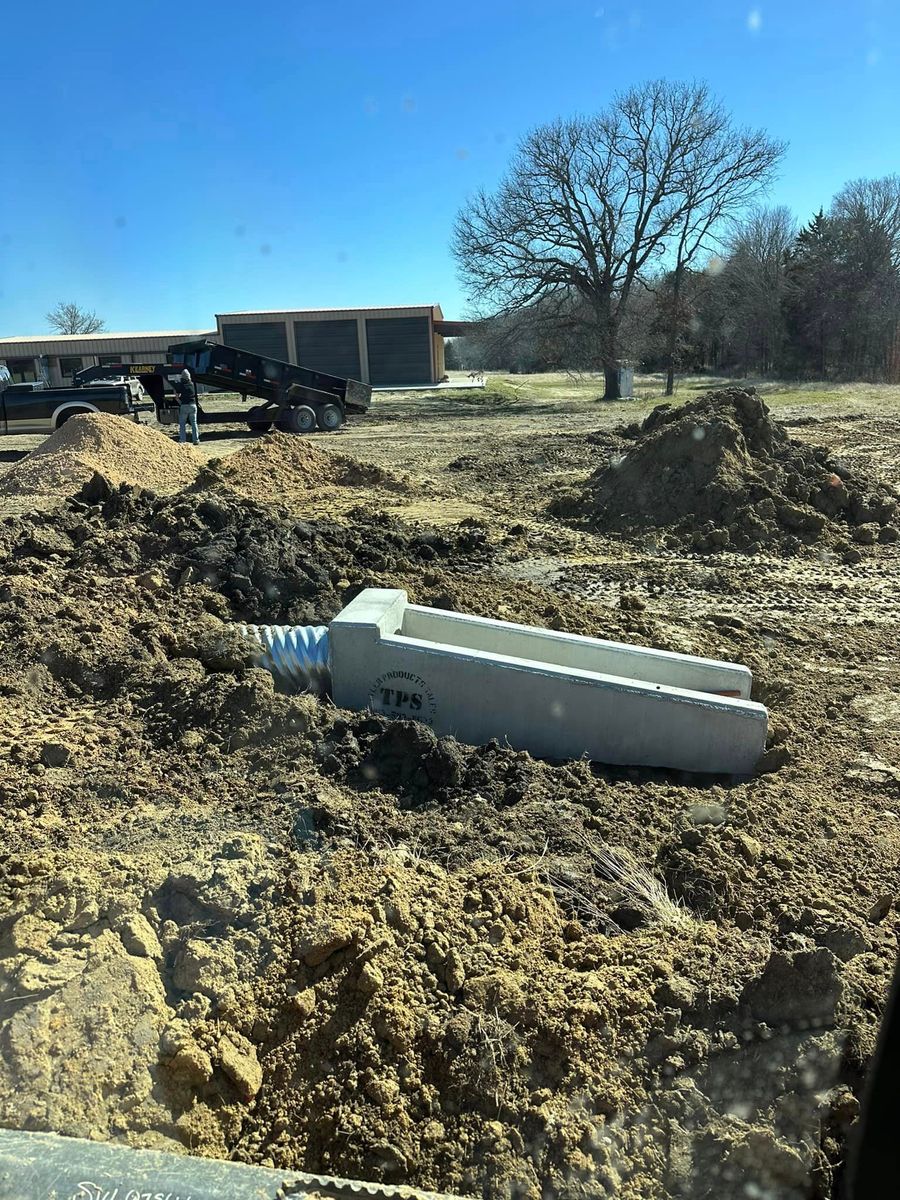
[285,318,298,365]
[356,317,370,383]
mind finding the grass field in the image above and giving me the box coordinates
[445,370,900,416]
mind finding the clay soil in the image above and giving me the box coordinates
[0,383,897,1200]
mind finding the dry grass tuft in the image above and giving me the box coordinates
[546,832,692,931]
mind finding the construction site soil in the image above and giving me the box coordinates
[0,386,897,1200]
[553,389,899,557]
[0,412,202,500]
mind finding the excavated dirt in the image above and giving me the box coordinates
[208,433,411,507]
[0,412,201,499]
[556,389,899,556]
[0,388,897,1200]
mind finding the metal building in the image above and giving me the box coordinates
[216,305,448,386]
[0,305,454,389]
[0,330,215,386]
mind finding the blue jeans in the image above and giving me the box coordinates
[179,403,199,444]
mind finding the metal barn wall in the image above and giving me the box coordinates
[293,319,362,380]
[213,306,444,384]
[221,321,289,360]
[365,316,431,385]
[0,333,213,360]
[0,331,216,387]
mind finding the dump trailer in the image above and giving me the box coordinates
[74,360,195,414]
[73,340,372,435]
[170,339,371,433]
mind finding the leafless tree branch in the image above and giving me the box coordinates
[45,302,106,335]
[453,79,785,398]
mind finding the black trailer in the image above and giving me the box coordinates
[73,341,372,435]
[168,339,371,433]
[74,361,187,411]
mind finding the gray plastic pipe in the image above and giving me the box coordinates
[0,1128,463,1200]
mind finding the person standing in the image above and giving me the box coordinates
[175,369,200,445]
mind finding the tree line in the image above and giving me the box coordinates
[451,80,900,393]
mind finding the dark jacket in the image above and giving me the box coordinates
[175,379,197,406]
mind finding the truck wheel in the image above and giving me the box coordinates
[317,403,344,431]
[55,407,94,428]
[286,405,317,434]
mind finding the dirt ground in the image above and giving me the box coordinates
[0,380,897,1200]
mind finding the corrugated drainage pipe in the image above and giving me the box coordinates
[240,623,332,695]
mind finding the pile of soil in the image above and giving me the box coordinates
[0,413,201,499]
[210,434,410,505]
[0,471,895,1199]
[0,481,490,630]
[561,389,899,555]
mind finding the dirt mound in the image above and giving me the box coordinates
[563,389,899,555]
[0,413,201,499]
[209,434,410,505]
[232,846,772,1197]
[0,466,894,1197]
[14,483,490,628]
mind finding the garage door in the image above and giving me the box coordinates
[221,321,288,361]
[294,319,361,379]
[366,316,431,385]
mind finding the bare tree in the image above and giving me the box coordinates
[45,302,105,335]
[453,80,785,398]
[832,175,900,267]
[659,111,785,393]
[721,206,796,374]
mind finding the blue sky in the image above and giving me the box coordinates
[1,0,897,334]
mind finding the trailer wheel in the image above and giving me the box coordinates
[246,405,273,432]
[285,405,317,434]
[317,403,344,431]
